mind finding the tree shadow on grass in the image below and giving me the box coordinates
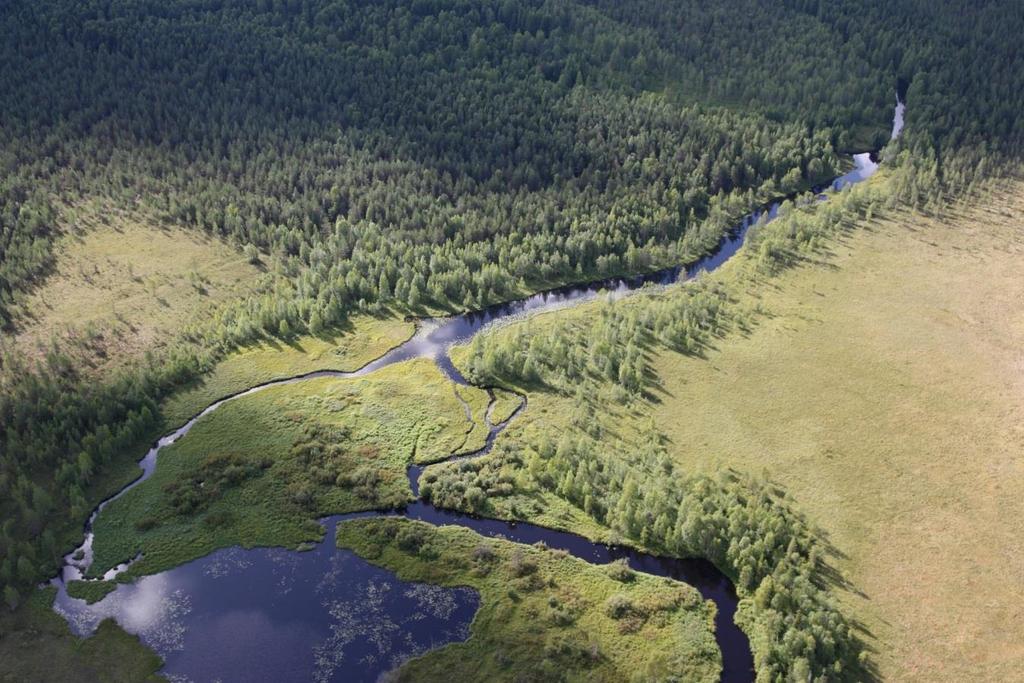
[755,474,882,681]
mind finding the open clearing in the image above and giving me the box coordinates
[650,182,1024,681]
[11,205,262,372]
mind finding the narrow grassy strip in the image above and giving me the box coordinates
[336,517,721,683]
[450,383,493,455]
[65,581,118,605]
[160,314,415,427]
[489,389,525,425]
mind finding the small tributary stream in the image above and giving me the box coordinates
[51,98,905,682]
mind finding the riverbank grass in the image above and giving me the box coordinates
[489,389,525,424]
[336,517,720,682]
[649,183,1024,682]
[160,313,415,427]
[89,358,489,579]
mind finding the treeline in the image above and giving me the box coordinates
[0,347,163,610]
[0,0,860,328]
[464,280,731,396]
[2,0,1022,329]
[785,0,1024,191]
[460,175,896,397]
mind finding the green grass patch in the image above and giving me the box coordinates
[0,588,163,683]
[65,581,118,605]
[90,358,488,578]
[489,389,524,425]
[160,314,415,427]
[452,383,492,455]
[336,518,720,682]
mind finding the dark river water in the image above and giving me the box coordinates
[51,97,905,682]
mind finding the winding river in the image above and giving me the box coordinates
[51,97,905,682]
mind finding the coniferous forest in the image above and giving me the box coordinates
[2,1,1023,681]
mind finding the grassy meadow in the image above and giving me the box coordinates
[89,358,490,578]
[336,517,720,683]
[647,182,1024,681]
[159,313,415,427]
[10,204,263,373]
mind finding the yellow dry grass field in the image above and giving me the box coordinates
[12,207,262,371]
[651,182,1024,681]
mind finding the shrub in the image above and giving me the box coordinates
[605,558,635,582]
[508,549,538,577]
[604,594,634,619]
[396,525,427,554]
[133,516,159,532]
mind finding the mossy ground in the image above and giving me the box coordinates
[336,518,720,683]
[0,588,163,683]
[90,358,489,578]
